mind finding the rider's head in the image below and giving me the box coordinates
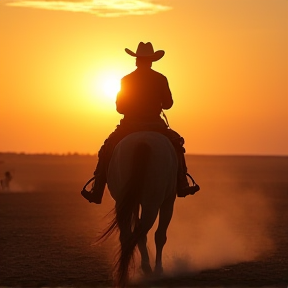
[125,42,164,68]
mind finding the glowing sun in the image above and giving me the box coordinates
[84,69,123,109]
[99,73,121,100]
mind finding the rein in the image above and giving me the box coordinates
[161,110,170,128]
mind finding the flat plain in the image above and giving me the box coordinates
[0,153,287,287]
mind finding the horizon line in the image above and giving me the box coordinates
[0,151,287,158]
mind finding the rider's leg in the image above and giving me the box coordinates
[164,129,200,197]
[81,144,107,204]
[176,148,199,197]
[81,123,131,204]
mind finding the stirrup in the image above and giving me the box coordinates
[83,176,95,190]
[81,176,102,204]
[177,173,200,197]
[186,173,197,186]
[186,173,200,193]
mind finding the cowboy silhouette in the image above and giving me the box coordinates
[0,171,12,191]
[81,42,199,204]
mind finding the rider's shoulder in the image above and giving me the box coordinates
[150,69,167,79]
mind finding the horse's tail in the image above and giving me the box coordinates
[114,142,151,288]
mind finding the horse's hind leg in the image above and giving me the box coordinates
[138,206,159,276]
[137,234,152,275]
[154,195,175,275]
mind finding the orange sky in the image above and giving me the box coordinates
[0,0,287,155]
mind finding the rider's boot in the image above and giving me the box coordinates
[81,157,106,204]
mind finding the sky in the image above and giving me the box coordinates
[0,0,287,155]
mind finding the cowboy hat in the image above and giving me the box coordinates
[125,42,165,62]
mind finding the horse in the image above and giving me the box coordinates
[102,131,178,287]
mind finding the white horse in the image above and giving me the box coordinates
[101,131,178,287]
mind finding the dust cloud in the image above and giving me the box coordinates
[1,181,35,193]
[160,180,275,275]
[141,168,276,277]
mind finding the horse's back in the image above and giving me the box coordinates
[107,131,178,203]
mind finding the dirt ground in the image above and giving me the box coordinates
[0,153,287,287]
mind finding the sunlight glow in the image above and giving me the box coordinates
[100,74,121,100]
[82,69,123,113]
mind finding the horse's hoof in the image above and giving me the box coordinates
[154,265,163,276]
[141,263,153,275]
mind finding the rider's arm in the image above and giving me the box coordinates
[116,78,128,114]
[161,76,173,110]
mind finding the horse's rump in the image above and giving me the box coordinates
[107,131,178,204]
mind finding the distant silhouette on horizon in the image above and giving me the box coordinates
[81,41,199,204]
[0,171,12,191]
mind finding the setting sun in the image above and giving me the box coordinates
[101,74,121,100]
[83,69,123,110]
